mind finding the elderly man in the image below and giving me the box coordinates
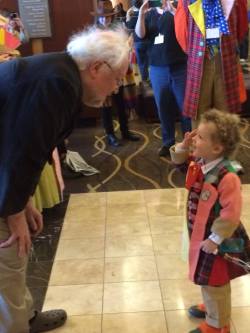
[0,27,130,333]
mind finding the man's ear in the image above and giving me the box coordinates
[88,61,103,79]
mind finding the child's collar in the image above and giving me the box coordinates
[201,157,224,174]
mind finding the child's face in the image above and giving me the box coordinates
[192,122,224,162]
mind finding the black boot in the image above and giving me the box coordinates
[107,134,121,147]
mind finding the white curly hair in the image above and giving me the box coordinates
[67,26,130,70]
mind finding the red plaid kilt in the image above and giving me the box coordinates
[182,0,242,119]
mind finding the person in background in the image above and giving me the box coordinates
[115,2,127,23]
[126,0,150,84]
[135,0,192,156]
[0,8,29,59]
[91,0,140,147]
[170,109,250,333]
[0,27,130,333]
[174,0,248,122]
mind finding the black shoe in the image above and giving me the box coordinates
[158,145,170,157]
[107,134,121,147]
[29,309,67,333]
[122,131,140,141]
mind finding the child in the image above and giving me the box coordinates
[170,109,250,333]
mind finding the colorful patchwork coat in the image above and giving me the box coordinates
[174,0,248,119]
[187,160,250,286]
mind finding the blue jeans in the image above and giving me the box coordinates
[149,64,191,147]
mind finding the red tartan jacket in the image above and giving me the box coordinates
[175,0,248,119]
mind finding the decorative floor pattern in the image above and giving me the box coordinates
[42,188,250,333]
[63,117,250,194]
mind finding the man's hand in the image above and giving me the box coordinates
[0,211,31,257]
[200,238,218,254]
[0,53,11,62]
[25,200,43,237]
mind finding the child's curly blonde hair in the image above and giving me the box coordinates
[200,109,241,158]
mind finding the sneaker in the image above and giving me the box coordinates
[107,134,122,147]
[188,304,206,318]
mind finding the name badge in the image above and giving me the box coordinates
[206,28,220,39]
[154,34,164,45]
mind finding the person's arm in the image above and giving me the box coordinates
[200,173,242,254]
[170,130,197,164]
[135,0,149,38]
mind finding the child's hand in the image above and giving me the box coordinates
[179,130,197,150]
[200,239,218,254]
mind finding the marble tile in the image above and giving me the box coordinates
[152,234,182,255]
[30,234,60,262]
[55,238,105,260]
[106,203,148,221]
[102,311,168,333]
[106,220,150,237]
[61,220,105,239]
[165,310,237,333]
[50,315,101,333]
[103,281,163,313]
[68,192,106,208]
[149,216,184,235]
[43,284,103,315]
[27,261,52,287]
[231,307,250,333]
[107,190,145,205]
[231,275,250,307]
[49,259,104,285]
[144,188,186,205]
[29,286,47,311]
[147,203,185,219]
[105,235,154,257]
[105,256,158,282]
[156,255,188,280]
[64,205,106,223]
[160,279,202,311]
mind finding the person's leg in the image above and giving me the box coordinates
[213,53,228,112]
[170,63,192,135]
[135,41,149,81]
[149,65,175,149]
[112,86,128,135]
[101,106,115,135]
[202,283,231,328]
[0,218,33,333]
[113,87,139,141]
[196,56,215,120]
[101,100,121,146]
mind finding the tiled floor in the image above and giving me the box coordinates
[43,188,250,333]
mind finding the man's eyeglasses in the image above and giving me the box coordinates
[103,61,123,87]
